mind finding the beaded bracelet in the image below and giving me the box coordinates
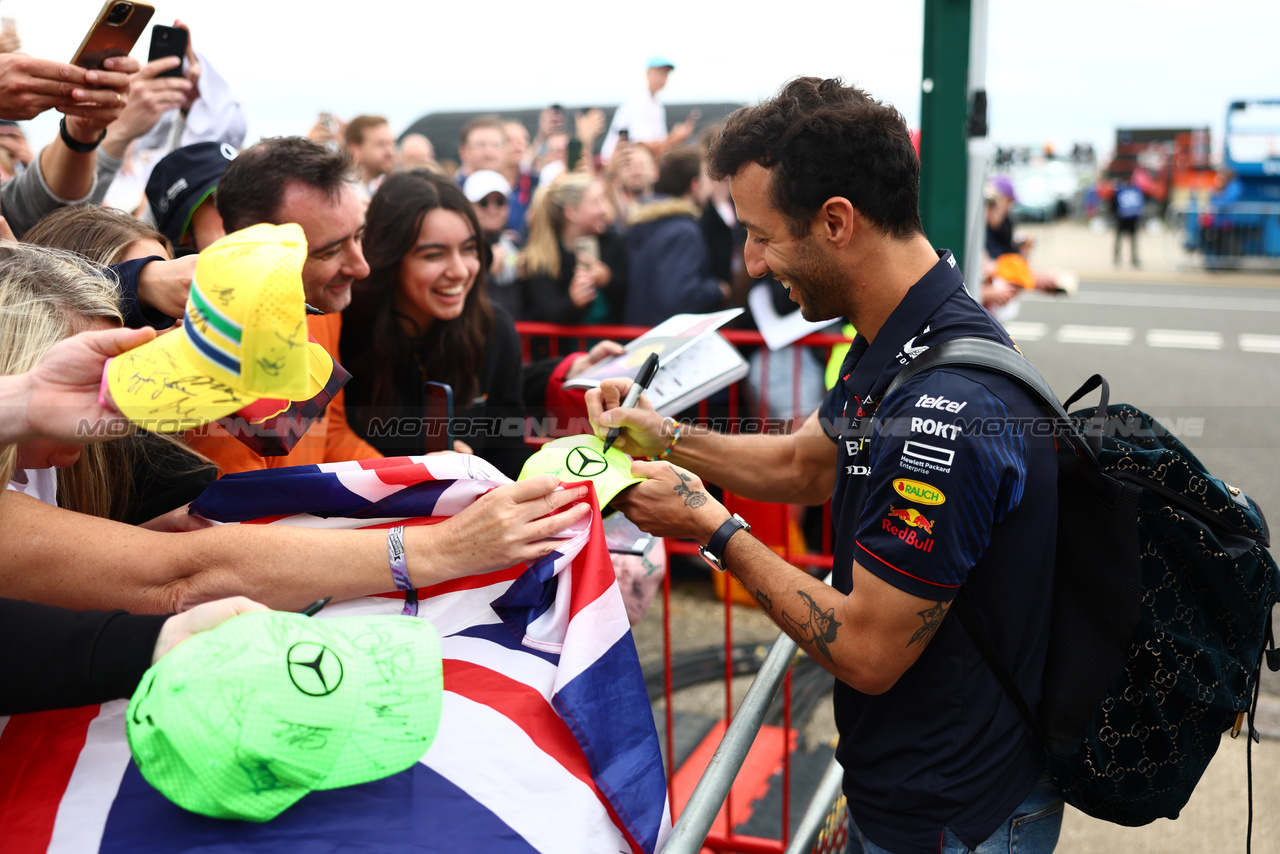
[387,526,418,617]
[656,418,683,460]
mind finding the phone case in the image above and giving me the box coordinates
[71,1,155,69]
[575,236,600,264]
[148,25,188,77]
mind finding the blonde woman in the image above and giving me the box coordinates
[24,205,214,525]
[0,244,122,507]
[520,172,627,329]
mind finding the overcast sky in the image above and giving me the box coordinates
[10,0,1279,162]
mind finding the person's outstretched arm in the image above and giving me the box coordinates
[0,475,590,615]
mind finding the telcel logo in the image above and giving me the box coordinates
[915,394,967,413]
[893,478,945,505]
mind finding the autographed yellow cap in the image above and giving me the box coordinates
[519,434,645,511]
[105,223,330,432]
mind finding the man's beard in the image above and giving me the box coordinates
[783,238,845,322]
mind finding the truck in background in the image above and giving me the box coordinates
[1181,100,1280,269]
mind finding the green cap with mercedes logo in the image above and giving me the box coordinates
[126,610,443,821]
[518,434,646,514]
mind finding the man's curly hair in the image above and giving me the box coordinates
[707,77,923,240]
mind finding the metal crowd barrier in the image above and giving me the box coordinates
[517,320,851,853]
[1174,200,1280,270]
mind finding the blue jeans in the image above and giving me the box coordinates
[846,775,1063,854]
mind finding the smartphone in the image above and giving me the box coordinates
[566,138,583,171]
[71,1,155,69]
[147,24,187,77]
[575,235,600,265]
[423,381,455,454]
[617,129,630,143]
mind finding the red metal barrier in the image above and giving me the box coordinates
[517,320,849,853]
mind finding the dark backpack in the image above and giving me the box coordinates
[882,337,1279,827]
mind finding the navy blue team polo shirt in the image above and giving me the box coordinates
[818,251,1058,853]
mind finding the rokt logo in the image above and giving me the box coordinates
[893,478,945,505]
[911,417,960,441]
[565,446,609,478]
[287,642,344,697]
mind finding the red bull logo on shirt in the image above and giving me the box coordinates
[893,478,945,506]
[883,506,936,551]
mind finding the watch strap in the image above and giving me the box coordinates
[700,514,750,570]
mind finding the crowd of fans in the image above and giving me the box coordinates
[0,18,892,717]
[3,26,740,715]
[0,11,1044,734]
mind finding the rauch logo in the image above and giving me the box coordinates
[893,478,945,506]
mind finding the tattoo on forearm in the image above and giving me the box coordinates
[754,589,772,610]
[670,466,708,508]
[908,600,950,648]
[780,589,842,663]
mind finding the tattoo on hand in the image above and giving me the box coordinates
[781,589,841,663]
[908,600,950,648]
[754,589,772,610]
[670,465,708,509]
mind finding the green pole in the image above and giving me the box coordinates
[919,0,972,269]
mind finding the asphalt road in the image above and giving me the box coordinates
[1008,279,1280,519]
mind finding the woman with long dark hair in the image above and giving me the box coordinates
[341,170,529,479]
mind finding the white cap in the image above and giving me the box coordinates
[462,169,512,203]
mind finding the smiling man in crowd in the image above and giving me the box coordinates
[183,136,381,472]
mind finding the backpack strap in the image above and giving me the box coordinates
[881,336,1106,462]
[880,337,1080,754]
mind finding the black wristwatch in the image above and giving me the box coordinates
[59,117,106,153]
[699,514,751,572]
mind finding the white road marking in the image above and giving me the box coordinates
[1240,334,1280,353]
[1026,290,1280,313]
[1056,325,1135,345]
[1146,329,1224,350]
[1002,321,1048,341]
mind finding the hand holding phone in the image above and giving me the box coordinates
[575,235,600,266]
[71,1,155,70]
[147,24,188,78]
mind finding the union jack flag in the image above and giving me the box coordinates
[0,455,671,853]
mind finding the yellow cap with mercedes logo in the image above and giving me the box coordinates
[126,611,443,822]
[518,434,646,513]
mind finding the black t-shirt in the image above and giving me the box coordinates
[985,215,1017,258]
[818,251,1057,852]
[344,306,530,481]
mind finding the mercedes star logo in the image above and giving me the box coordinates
[287,642,344,697]
[566,446,609,478]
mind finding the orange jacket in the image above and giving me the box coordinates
[184,313,382,475]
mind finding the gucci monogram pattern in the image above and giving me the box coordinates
[1047,404,1278,825]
